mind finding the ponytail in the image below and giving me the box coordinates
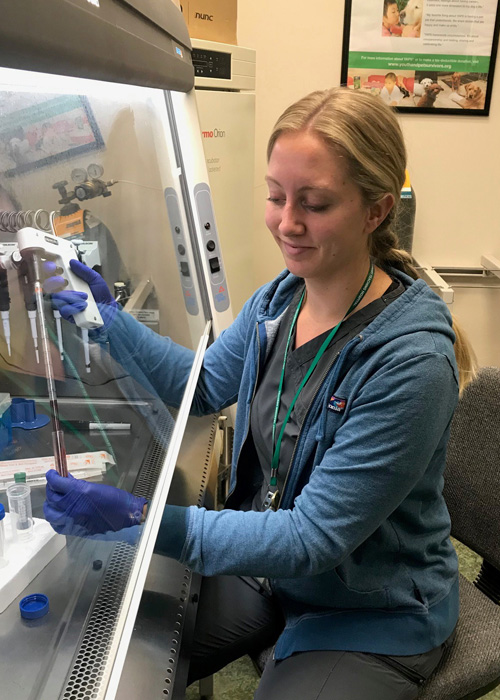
[451,313,478,393]
[371,226,477,394]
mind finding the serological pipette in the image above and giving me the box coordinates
[0,268,11,355]
[31,254,68,477]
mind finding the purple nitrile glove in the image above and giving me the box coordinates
[45,259,118,327]
[44,469,147,537]
[50,290,89,324]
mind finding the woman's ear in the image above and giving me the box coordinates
[365,193,395,235]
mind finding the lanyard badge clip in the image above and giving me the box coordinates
[263,489,280,511]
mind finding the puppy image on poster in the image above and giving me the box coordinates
[399,0,424,37]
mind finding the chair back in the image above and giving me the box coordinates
[443,367,500,571]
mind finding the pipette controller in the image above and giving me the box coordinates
[16,227,103,329]
[31,255,68,476]
[17,228,104,475]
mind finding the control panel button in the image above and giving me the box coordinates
[209,257,220,273]
[180,261,190,277]
[206,240,216,252]
[178,244,186,255]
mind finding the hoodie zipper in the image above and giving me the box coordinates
[225,322,262,502]
[277,351,341,510]
[268,332,363,624]
[278,334,363,510]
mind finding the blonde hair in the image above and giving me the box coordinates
[267,87,476,392]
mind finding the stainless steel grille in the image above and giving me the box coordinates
[60,412,218,700]
[161,414,219,698]
[134,410,176,499]
[160,565,193,699]
[197,415,218,507]
[62,542,136,700]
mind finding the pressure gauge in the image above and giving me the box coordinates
[87,163,104,179]
[71,168,88,184]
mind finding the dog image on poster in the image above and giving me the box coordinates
[399,0,424,37]
[381,0,423,38]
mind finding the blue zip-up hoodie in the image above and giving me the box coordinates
[102,268,460,659]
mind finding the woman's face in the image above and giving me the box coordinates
[265,131,376,284]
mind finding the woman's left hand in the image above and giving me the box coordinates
[44,469,147,537]
[44,259,119,328]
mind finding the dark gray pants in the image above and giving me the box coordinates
[188,575,453,699]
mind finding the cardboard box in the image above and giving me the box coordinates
[182,0,237,45]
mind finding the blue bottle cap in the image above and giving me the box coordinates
[19,594,49,619]
[0,504,4,520]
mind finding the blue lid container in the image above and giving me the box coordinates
[19,594,49,619]
[11,398,50,430]
[0,503,5,520]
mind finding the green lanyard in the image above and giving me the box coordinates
[269,262,375,491]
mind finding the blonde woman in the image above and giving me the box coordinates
[45,87,475,699]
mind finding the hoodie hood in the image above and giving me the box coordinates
[256,267,456,364]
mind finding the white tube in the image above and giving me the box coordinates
[1,311,11,356]
[7,483,33,540]
[81,328,91,373]
[0,511,6,561]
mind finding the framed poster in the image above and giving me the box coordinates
[341,0,500,115]
[0,93,104,176]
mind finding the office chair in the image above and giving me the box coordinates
[419,366,500,699]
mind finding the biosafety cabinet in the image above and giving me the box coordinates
[0,1,233,698]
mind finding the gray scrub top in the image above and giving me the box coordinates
[250,277,404,511]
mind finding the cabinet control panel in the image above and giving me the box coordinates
[192,48,231,79]
[194,182,230,313]
[164,187,200,316]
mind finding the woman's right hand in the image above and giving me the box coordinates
[45,259,119,327]
[44,469,147,537]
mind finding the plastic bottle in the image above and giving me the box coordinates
[7,482,33,541]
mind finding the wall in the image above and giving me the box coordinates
[237,0,500,366]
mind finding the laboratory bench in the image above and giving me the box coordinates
[0,397,219,700]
